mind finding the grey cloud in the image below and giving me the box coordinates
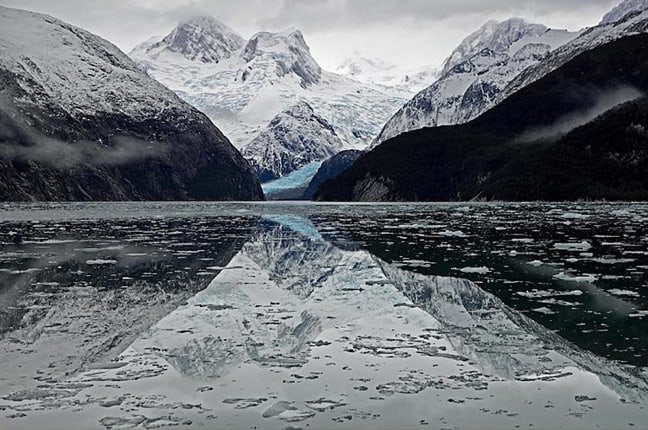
[260,0,620,32]
[0,0,278,50]
[0,0,625,69]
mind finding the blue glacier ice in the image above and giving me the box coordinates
[261,161,323,199]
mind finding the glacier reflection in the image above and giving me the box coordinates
[2,214,648,430]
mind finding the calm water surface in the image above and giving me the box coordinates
[0,202,646,429]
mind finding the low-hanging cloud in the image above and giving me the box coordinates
[0,128,169,169]
[515,85,644,143]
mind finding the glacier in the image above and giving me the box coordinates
[261,161,323,199]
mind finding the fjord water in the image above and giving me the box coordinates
[0,202,647,429]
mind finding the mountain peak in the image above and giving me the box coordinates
[600,0,648,24]
[131,15,244,63]
[442,17,548,74]
[241,28,322,87]
[242,101,342,182]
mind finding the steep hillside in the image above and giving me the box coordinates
[302,150,363,200]
[0,6,263,201]
[372,19,579,146]
[315,35,648,202]
[241,102,343,182]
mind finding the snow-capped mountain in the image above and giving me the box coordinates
[130,16,245,63]
[319,32,648,202]
[242,102,343,182]
[500,7,648,103]
[0,6,262,201]
[130,17,412,181]
[601,0,648,24]
[441,18,549,75]
[241,28,321,88]
[372,19,579,146]
[336,55,439,93]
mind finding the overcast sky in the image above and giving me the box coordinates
[0,0,624,70]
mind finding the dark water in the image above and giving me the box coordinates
[310,203,648,366]
[0,202,646,429]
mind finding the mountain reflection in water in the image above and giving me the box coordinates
[0,202,646,430]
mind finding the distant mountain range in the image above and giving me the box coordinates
[129,18,414,183]
[335,55,439,93]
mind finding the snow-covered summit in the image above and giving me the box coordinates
[242,28,321,87]
[601,0,648,24]
[442,18,548,75]
[130,15,244,63]
[0,5,189,118]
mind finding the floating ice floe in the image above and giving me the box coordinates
[456,266,491,274]
[608,289,640,298]
[553,241,592,251]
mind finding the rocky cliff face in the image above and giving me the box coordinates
[241,29,322,88]
[0,6,263,201]
[441,18,549,74]
[601,0,648,24]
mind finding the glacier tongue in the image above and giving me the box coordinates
[261,161,323,200]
